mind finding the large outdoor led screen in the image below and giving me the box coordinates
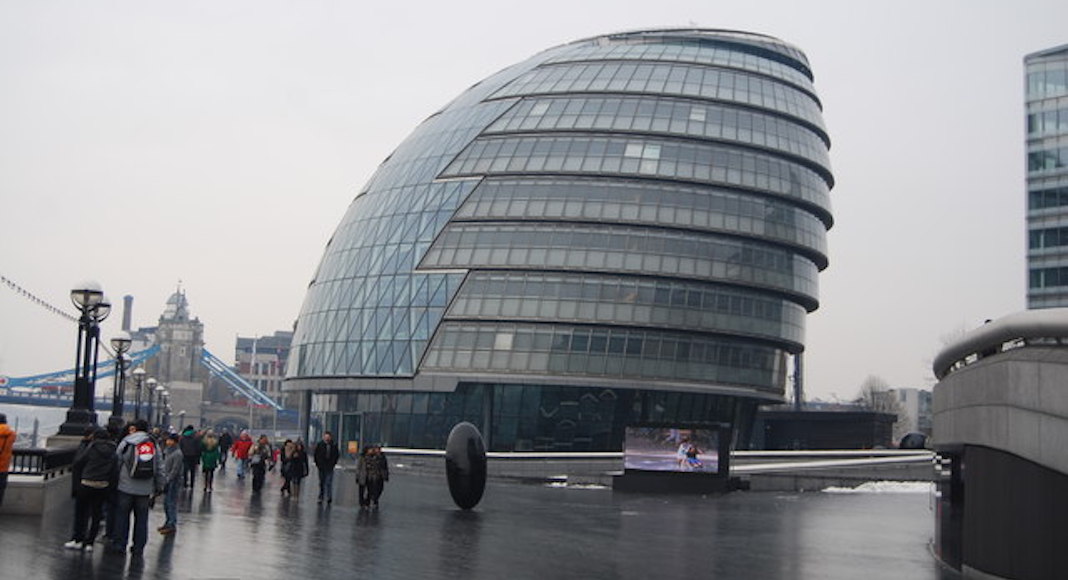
[624,427,720,474]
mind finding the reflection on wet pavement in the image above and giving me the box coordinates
[0,464,954,579]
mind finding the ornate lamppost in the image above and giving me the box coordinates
[159,390,170,430]
[154,384,166,427]
[131,367,146,420]
[58,283,111,436]
[108,332,131,429]
[145,377,158,427]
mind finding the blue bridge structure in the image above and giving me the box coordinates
[0,345,285,414]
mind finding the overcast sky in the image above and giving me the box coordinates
[2,1,1065,401]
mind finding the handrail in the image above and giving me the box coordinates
[10,447,78,478]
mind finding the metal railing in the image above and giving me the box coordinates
[10,447,78,479]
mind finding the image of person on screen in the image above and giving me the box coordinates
[684,442,704,471]
[676,437,691,470]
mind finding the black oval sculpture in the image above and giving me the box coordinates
[898,432,928,450]
[445,422,487,510]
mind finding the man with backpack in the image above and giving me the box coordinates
[109,420,162,558]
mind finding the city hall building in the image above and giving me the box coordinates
[286,29,835,453]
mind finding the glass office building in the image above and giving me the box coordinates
[287,29,835,452]
[1027,44,1068,309]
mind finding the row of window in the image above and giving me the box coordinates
[293,337,429,378]
[1029,266,1068,289]
[1027,107,1068,137]
[454,177,829,259]
[450,271,806,346]
[490,61,826,132]
[1029,185,1068,210]
[486,95,831,172]
[1027,65,1068,101]
[311,385,750,451]
[442,135,831,209]
[1029,226,1068,250]
[1028,147,1068,173]
[422,222,819,302]
[422,322,786,390]
[302,271,458,317]
[546,40,815,93]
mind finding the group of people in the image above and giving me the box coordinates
[35,419,390,560]
[58,421,364,557]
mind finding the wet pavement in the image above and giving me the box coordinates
[0,464,954,579]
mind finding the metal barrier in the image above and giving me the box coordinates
[10,447,77,479]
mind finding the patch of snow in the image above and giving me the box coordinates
[822,481,933,494]
[544,482,609,490]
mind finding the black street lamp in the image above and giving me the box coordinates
[58,283,111,436]
[154,384,166,427]
[108,332,132,429]
[131,367,146,420]
[158,390,170,429]
[145,377,158,427]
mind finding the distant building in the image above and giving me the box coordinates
[236,331,293,408]
[752,409,896,450]
[889,387,932,436]
[1026,44,1068,308]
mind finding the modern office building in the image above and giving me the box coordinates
[287,29,835,452]
[1026,44,1068,308]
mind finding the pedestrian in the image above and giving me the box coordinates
[64,428,117,551]
[289,441,309,499]
[279,439,294,496]
[102,422,124,543]
[178,425,201,489]
[249,434,273,493]
[355,446,369,509]
[365,445,389,508]
[313,431,340,504]
[231,430,253,479]
[200,431,221,492]
[70,427,94,500]
[0,414,12,508]
[158,433,182,535]
[218,429,233,468]
[109,419,163,558]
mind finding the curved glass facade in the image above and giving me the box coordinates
[289,29,834,452]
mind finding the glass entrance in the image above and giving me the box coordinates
[340,412,363,460]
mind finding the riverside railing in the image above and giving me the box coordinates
[10,447,77,479]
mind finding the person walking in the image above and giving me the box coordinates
[64,428,116,552]
[354,446,369,509]
[217,429,233,469]
[0,414,12,509]
[248,435,273,493]
[101,422,124,544]
[313,431,340,504]
[279,439,295,496]
[365,445,389,508]
[158,433,183,535]
[109,419,163,558]
[200,431,221,492]
[178,425,201,489]
[289,441,309,499]
[231,430,253,479]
